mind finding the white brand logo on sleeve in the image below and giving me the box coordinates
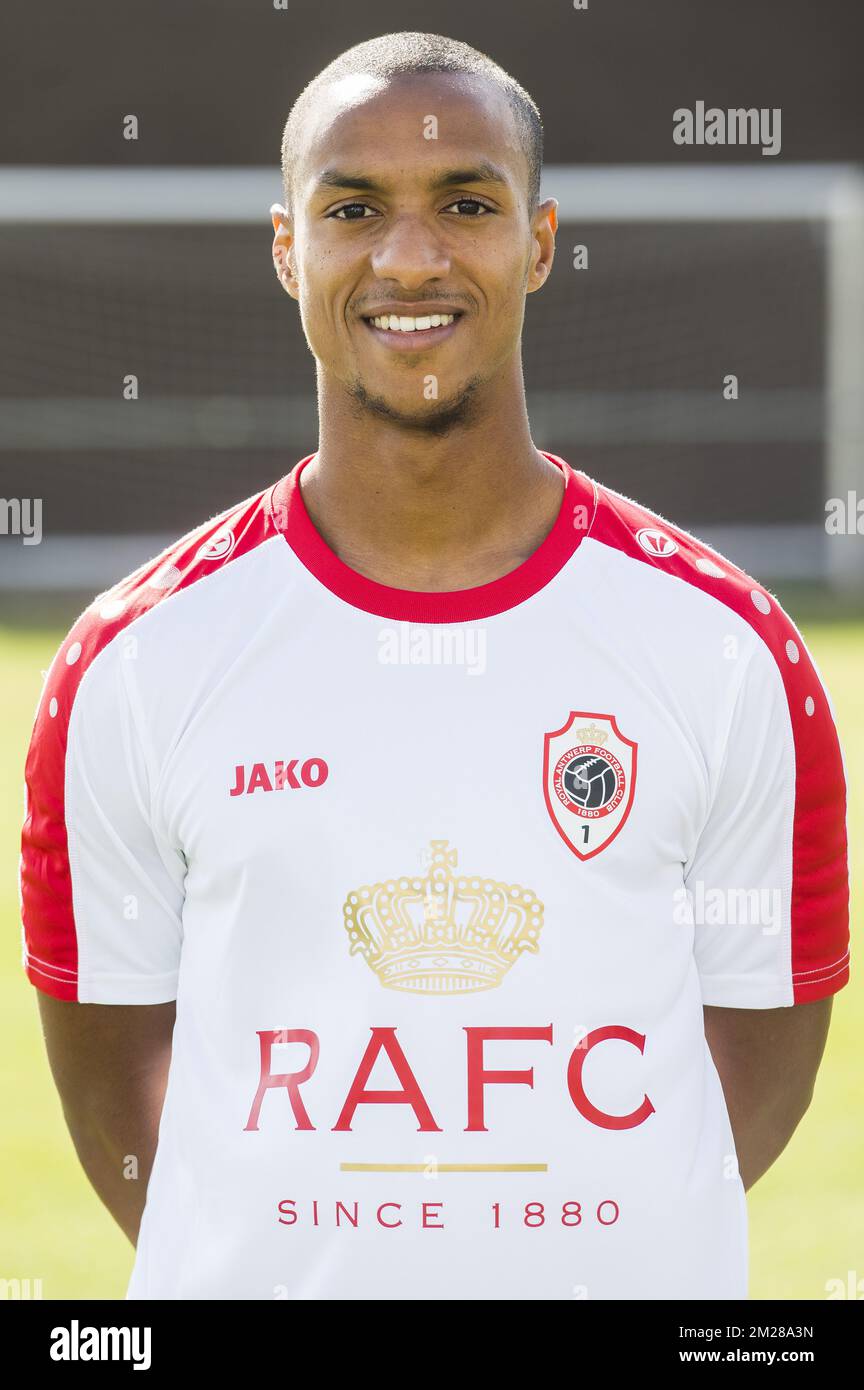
[636,527,678,558]
[196,529,236,562]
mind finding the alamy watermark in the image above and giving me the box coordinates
[0,497,42,545]
[50,1320,151,1370]
[673,102,781,157]
[378,621,487,675]
[825,492,864,535]
[1,1276,43,1299]
[673,882,782,934]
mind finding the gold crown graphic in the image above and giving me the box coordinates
[343,840,544,994]
[576,724,608,746]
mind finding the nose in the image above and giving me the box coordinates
[370,213,451,289]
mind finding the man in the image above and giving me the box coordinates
[21,32,849,1300]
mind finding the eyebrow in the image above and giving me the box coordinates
[313,161,511,195]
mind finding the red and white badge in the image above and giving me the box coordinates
[543,711,638,860]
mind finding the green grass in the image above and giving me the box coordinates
[0,622,132,1297]
[1,605,861,1300]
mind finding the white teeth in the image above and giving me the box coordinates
[369,313,456,332]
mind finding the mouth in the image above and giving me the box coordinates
[360,310,464,351]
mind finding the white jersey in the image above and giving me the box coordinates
[20,452,850,1300]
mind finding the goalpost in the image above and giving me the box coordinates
[1,163,862,591]
[541,164,864,594]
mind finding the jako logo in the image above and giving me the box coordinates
[50,1320,151,1370]
[673,101,781,157]
[230,759,329,796]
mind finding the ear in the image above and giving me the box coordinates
[270,202,298,299]
[526,197,557,295]
[271,202,289,237]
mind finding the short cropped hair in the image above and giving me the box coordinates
[280,31,543,217]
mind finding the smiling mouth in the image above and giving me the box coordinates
[361,311,464,350]
[364,312,460,332]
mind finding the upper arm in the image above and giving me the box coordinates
[686,607,849,1011]
[20,609,185,1005]
[37,993,176,1118]
[703,996,833,1117]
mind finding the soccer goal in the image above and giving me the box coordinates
[1,163,862,591]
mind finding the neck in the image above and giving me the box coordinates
[299,359,565,592]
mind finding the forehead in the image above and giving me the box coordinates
[295,71,527,197]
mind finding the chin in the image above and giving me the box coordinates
[349,380,482,434]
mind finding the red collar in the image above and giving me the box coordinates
[268,452,597,622]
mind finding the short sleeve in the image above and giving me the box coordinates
[686,622,849,1009]
[20,616,185,1003]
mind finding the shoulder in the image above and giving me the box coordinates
[26,482,284,771]
[584,477,821,708]
[578,480,848,1003]
[588,477,847,928]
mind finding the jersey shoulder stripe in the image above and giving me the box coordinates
[587,480,849,1003]
[20,485,279,1000]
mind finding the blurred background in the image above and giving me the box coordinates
[0,0,861,1300]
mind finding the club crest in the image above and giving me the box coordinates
[543,711,637,860]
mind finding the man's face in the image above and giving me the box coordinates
[273,72,556,431]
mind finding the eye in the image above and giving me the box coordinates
[329,197,495,220]
[443,197,494,216]
[329,203,378,220]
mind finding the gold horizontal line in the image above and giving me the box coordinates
[339,1163,548,1173]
